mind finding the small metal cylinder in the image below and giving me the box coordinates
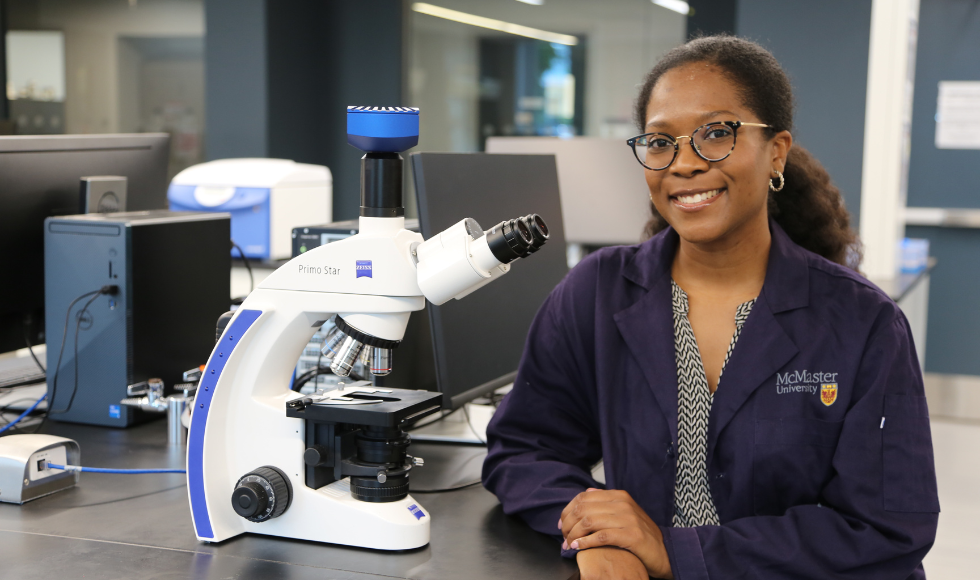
[320,327,346,360]
[148,378,164,405]
[370,348,392,376]
[330,335,364,377]
[168,396,188,446]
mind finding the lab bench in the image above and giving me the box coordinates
[0,419,576,580]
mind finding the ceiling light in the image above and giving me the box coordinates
[412,3,578,46]
[515,0,545,5]
[652,0,691,15]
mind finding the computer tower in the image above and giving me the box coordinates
[44,211,230,427]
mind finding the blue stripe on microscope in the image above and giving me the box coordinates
[188,309,262,539]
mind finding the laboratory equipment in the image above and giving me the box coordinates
[0,434,80,504]
[188,105,549,550]
[0,133,169,357]
[168,158,332,261]
[44,211,230,427]
[120,378,196,445]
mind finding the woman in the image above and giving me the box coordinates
[482,36,939,580]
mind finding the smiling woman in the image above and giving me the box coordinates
[634,36,860,268]
[483,35,939,580]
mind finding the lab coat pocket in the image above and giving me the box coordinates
[882,395,940,513]
[752,418,843,516]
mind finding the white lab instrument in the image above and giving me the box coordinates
[168,158,331,260]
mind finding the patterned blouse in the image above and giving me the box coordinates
[671,280,756,527]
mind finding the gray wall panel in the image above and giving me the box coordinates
[736,0,872,226]
[205,0,268,159]
[205,0,404,220]
[905,0,980,375]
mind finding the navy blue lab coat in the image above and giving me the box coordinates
[483,221,940,579]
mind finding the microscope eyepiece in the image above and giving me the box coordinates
[486,216,538,264]
[521,214,549,254]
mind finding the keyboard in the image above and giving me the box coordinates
[0,354,46,389]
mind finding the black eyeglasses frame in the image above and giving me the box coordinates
[626,120,772,171]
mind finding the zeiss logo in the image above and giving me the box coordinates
[356,260,373,278]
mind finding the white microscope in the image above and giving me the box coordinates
[186,106,550,550]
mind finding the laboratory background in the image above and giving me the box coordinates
[0,0,976,578]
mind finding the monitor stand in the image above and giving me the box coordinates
[409,403,496,445]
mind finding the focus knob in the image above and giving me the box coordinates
[231,466,292,522]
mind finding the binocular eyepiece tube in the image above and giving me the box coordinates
[484,213,550,263]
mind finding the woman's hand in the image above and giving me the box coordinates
[560,489,673,579]
[576,547,649,580]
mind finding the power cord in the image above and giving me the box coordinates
[411,480,482,493]
[22,320,45,373]
[461,404,487,445]
[231,240,254,295]
[35,285,118,433]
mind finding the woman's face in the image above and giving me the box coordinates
[643,62,791,246]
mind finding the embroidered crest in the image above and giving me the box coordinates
[820,383,838,406]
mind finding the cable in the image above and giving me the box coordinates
[44,462,185,474]
[411,480,482,493]
[48,289,101,415]
[461,404,487,445]
[0,393,46,436]
[63,292,103,415]
[22,322,46,373]
[36,285,117,434]
[291,364,331,392]
[231,240,254,295]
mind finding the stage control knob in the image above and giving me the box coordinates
[231,466,292,522]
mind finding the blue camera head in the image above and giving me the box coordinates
[347,106,419,153]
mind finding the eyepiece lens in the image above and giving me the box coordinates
[485,213,551,264]
[531,214,549,238]
[515,219,532,244]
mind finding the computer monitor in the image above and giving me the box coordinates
[410,153,569,410]
[485,136,652,246]
[0,133,170,354]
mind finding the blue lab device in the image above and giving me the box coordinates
[347,106,419,153]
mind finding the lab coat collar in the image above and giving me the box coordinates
[615,218,808,448]
[622,218,810,312]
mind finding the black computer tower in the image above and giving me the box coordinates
[44,211,230,427]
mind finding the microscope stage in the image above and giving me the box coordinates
[286,387,443,428]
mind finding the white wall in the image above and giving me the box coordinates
[408,0,686,149]
[15,0,204,134]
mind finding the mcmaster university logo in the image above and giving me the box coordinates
[776,370,838,406]
[356,260,373,278]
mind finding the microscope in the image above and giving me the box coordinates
[187,106,550,550]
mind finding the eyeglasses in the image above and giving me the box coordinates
[626,120,772,171]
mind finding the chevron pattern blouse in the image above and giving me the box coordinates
[670,280,756,528]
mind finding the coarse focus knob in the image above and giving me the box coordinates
[231,466,292,522]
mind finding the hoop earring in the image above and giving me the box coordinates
[769,170,785,192]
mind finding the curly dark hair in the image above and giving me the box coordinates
[634,35,861,269]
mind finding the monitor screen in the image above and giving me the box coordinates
[410,152,569,409]
[486,137,652,246]
[0,133,170,354]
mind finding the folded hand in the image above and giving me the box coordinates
[560,488,673,579]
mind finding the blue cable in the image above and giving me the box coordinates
[44,462,186,475]
[0,393,47,435]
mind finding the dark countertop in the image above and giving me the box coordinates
[0,419,577,580]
